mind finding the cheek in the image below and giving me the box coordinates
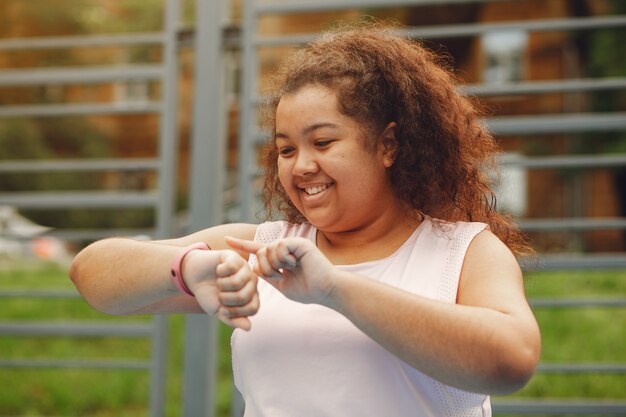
[351,161,387,193]
[277,160,294,192]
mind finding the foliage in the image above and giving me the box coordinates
[0,117,139,230]
[2,0,164,36]
[578,2,626,154]
[0,1,166,231]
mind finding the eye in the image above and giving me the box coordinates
[314,139,334,148]
[278,146,295,157]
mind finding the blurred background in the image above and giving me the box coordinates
[0,0,625,416]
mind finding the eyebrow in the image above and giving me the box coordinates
[275,122,340,139]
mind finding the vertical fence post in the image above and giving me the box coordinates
[182,1,228,416]
[150,316,169,417]
[156,0,181,238]
[237,0,258,222]
[151,0,182,416]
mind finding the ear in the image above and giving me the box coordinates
[380,122,398,168]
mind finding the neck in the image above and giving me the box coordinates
[316,204,422,264]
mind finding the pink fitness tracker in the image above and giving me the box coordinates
[170,242,211,296]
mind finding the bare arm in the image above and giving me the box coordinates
[327,231,540,394]
[70,223,258,321]
[227,230,540,394]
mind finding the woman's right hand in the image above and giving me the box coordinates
[184,249,259,331]
[225,236,338,307]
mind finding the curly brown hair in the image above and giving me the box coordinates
[261,23,532,256]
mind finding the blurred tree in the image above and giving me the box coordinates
[0,0,164,231]
[586,2,626,220]
[586,2,626,150]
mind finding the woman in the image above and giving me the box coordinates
[70,24,540,416]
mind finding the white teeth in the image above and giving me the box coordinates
[304,184,330,195]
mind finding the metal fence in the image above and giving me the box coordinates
[236,0,626,415]
[1,0,626,416]
[0,1,183,416]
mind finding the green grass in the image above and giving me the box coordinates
[0,261,625,416]
[0,260,235,417]
[499,270,626,404]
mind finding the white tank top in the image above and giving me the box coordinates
[231,217,491,417]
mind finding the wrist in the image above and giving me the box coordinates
[170,242,211,296]
[320,269,351,312]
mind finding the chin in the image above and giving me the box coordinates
[303,214,332,229]
[309,218,346,233]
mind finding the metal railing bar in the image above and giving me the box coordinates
[248,112,626,146]
[254,15,626,46]
[0,321,153,337]
[0,65,164,87]
[245,157,626,180]
[501,154,626,169]
[486,112,626,135]
[401,15,626,39]
[255,0,514,15]
[0,191,158,209]
[42,228,155,241]
[0,228,155,241]
[492,401,626,415]
[0,290,80,299]
[535,254,626,270]
[0,32,165,51]
[518,217,626,231]
[251,77,626,105]
[0,158,159,173]
[461,77,626,96]
[537,363,626,373]
[530,298,626,308]
[0,359,150,370]
[0,101,162,118]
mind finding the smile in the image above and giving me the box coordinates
[302,183,333,196]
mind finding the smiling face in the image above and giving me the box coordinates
[275,84,399,232]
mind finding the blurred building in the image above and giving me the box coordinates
[243,0,624,253]
[1,0,623,253]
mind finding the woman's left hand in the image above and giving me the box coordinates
[225,236,338,306]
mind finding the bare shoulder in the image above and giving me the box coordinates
[464,229,520,273]
[457,229,527,312]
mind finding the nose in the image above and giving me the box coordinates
[292,149,319,176]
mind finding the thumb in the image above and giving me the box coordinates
[192,283,220,316]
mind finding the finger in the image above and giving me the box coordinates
[222,292,259,317]
[251,263,283,282]
[266,244,296,271]
[216,255,244,278]
[230,316,252,331]
[216,294,259,331]
[217,311,252,331]
[282,237,314,262]
[255,247,283,280]
[275,240,298,268]
[218,278,257,307]
[217,268,257,291]
[259,274,283,291]
[225,236,265,254]
[265,244,283,271]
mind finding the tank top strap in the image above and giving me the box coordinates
[436,221,488,304]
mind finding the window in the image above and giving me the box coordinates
[482,30,528,84]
